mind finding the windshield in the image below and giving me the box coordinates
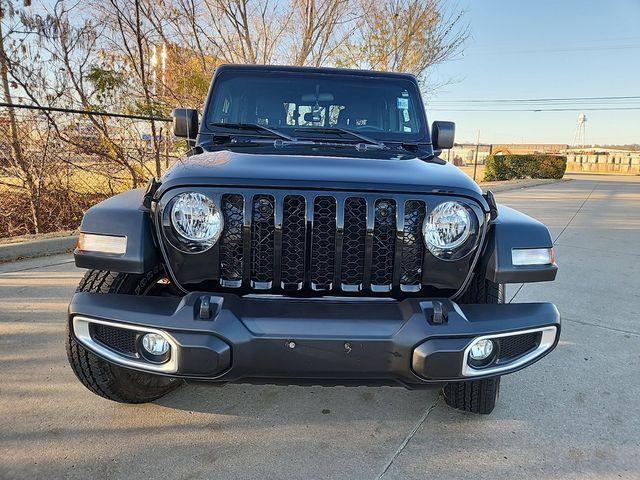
[206,70,427,143]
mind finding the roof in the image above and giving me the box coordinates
[215,63,417,80]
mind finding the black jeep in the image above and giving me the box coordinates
[67,64,560,414]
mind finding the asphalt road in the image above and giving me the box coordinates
[1,174,638,480]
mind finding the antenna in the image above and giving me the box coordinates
[572,113,587,146]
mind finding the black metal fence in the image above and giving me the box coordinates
[0,104,178,238]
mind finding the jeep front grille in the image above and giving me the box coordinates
[214,192,430,293]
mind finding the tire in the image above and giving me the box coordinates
[457,272,505,305]
[443,274,504,414]
[66,267,181,403]
[442,377,500,415]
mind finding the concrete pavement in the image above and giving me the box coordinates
[0,174,638,479]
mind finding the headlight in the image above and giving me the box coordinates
[423,201,473,258]
[170,192,223,249]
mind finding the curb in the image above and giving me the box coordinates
[0,178,568,264]
[479,178,569,193]
[0,235,78,263]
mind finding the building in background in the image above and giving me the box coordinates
[444,143,492,166]
[490,144,568,155]
[442,143,573,167]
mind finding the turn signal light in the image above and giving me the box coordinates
[511,247,554,266]
[77,233,127,255]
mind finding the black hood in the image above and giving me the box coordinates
[158,150,486,207]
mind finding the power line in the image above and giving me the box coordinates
[429,107,640,112]
[429,95,640,104]
[0,102,172,122]
[2,100,638,118]
[428,95,640,112]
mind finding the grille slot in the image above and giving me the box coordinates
[219,194,244,286]
[341,197,367,288]
[498,332,542,361]
[401,200,426,288]
[371,199,397,289]
[281,195,306,289]
[310,196,337,290]
[92,324,137,356]
[250,195,275,287]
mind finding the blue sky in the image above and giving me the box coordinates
[427,0,640,145]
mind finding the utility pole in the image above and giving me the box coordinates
[473,130,480,181]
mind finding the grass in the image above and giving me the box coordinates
[458,165,486,182]
[0,160,163,195]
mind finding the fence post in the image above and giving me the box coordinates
[473,130,480,181]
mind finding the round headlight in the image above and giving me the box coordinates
[424,201,472,255]
[170,192,223,247]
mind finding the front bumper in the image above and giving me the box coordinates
[68,292,560,387]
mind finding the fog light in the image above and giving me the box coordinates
[141,333,170,356]
[469,339,494,361]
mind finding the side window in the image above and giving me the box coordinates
[285,102,297,126]
[298,105,325,126]
[209,88,232,124]
[217,96,231,123]
[328,105,344,126]
[396,92,417,133]
[283,104,343,127]
[402,108,413,133]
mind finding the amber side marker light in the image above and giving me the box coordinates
[77,233,127,255]
[511,247,554,266]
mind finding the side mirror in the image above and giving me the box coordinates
[172,108,199,139]
[431,121,455,151]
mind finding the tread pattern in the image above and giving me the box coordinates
[67,269,179,403]
[458,272,503,304]
[444,272,504,414]
[443,377,500,414]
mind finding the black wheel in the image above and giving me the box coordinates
[443,274,504,414]
[66,267,183,403]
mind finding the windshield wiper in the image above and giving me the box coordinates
[211,122,297,142]
[210,123,392,152]
[294,126,387,149]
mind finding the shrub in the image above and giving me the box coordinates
[484,154,567,181]
[0,188,106,238]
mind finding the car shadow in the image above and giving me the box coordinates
[156,380,440,422]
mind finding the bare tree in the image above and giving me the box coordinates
[335,0,468,86]
[289,0,354,67]
[15,1,152,187]
[1,0,469,237]
[0,0,46,232]
[151,0,285,66]
[88,0,165,178]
